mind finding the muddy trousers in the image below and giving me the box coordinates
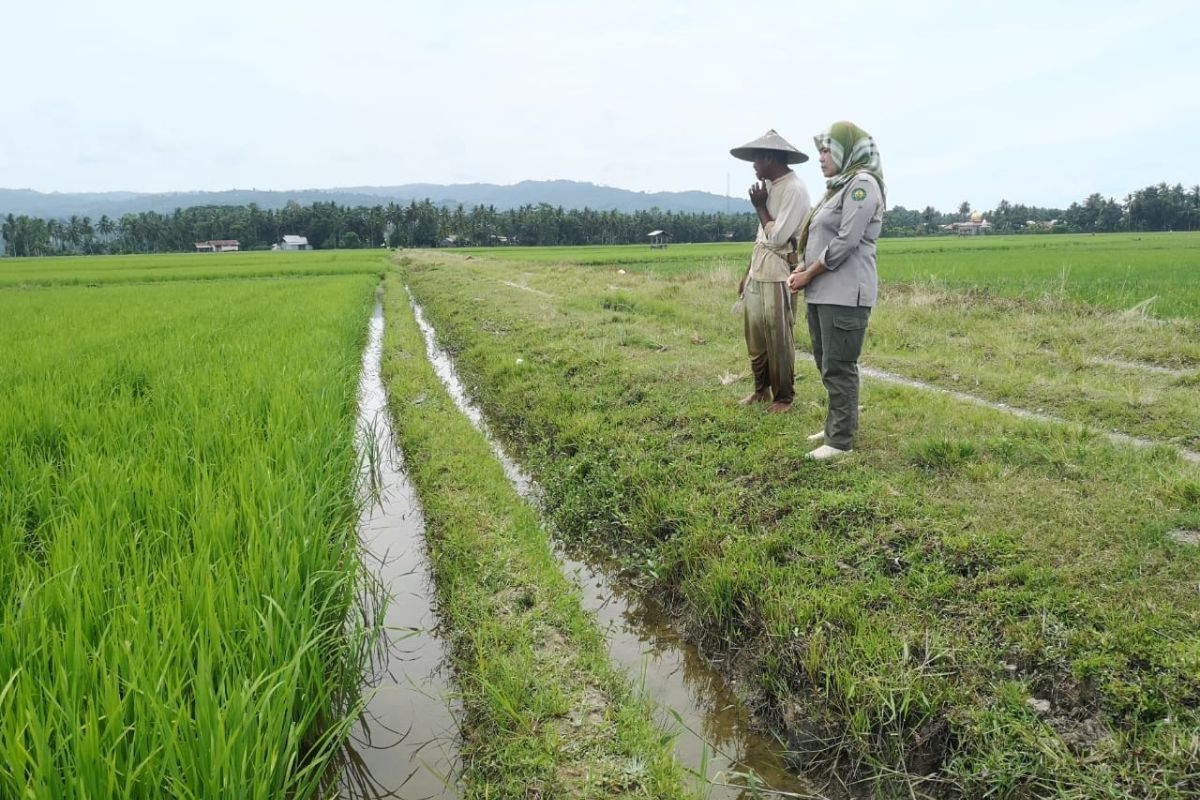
[743,279,797,404]
[806,303,871,450]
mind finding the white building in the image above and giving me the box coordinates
[195,239,240,253]
[278,235,310,251]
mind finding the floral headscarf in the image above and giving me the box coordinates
[797,121,886,257]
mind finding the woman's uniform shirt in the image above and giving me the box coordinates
[803,173,882,307]
[748,171,811,282]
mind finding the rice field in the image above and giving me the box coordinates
[0,255,384,797]
[4,232,1199,798]
[0,250,387,289]
[1,248,701,799]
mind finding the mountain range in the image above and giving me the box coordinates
[0,181,751,219]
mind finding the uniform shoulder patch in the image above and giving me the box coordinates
[850,187,867,202]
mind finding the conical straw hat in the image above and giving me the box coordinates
[730,129,809,164]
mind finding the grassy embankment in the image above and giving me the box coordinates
[473,235,1200,446]
[379,269,697,798]
[404,236,1200,798]
[0,254,384,797]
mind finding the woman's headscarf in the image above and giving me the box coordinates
[797,121,886,257]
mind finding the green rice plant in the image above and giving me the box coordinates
[0,272,379,798]
[0,249,386,289]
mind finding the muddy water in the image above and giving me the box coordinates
[409,295,829,799]
[341,303,458,799]
[560,552,826,799]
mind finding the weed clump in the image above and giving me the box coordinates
[906,437,979,470]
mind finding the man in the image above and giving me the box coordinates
[730,129,811,413]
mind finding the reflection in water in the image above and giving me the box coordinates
[409,299,536,499]
[560,553,829,799]
[409,292,834,800]
[342,302,459,799]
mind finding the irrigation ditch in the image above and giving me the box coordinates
[408,294,838,799]
[342,301,458,799]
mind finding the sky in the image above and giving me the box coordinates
[2,0,1197,211]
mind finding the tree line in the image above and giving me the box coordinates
[0,201,759,257]
[3,182,1198,257]
[883,182,1200,237]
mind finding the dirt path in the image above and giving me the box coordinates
[850,359,1200,465]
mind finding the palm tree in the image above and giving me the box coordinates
[1,214,15,256]
[46,219,64,254]
[97,215,115,249]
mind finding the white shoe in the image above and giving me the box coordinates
[806,431,825,443]
[806,444,851,461]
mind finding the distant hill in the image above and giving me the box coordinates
[0,181,750,219]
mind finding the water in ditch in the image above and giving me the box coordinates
[409,294,833,799]
[341,302,459,799]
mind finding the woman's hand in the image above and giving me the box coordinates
[788,260,826,292]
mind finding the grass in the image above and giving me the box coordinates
[461,231,1200,317]
[379,268,697,798]
[461,234,1200,447]
[402,243,1200,798]
[456,241,746,269]
[868,284,1200,448]
[0,271,381,797]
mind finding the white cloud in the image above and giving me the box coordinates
[2,0,1196,210]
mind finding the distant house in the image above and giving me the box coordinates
[943,213,992,236]
[278,235,310,251]
[195,240,240,253]
[648,229,670,248]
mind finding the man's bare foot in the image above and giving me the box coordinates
[765,401,792,413]
[740,391,772,405]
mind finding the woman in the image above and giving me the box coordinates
[787,121,885,460]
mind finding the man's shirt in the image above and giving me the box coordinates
[749,171,811,282]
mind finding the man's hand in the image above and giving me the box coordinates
[748,181,768,209]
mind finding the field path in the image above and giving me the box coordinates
[848,359,1200,465]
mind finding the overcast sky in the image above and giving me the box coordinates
[3,0,1196,211]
